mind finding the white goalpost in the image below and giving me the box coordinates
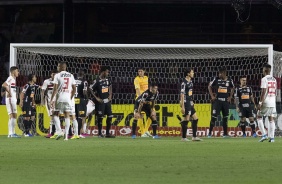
[9,43,281,136]
[9,43,275,102]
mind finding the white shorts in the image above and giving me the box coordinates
[55,102,72,115]
[86,100,95,117]
[257,107,277,117]
[6,98,17,115]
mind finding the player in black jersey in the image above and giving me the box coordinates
[180,68,202,141]
[90,66,115,138]
[131,83,160,139]
[19,74,37,137]
[234,76,257,137]
[208,67,235,138]
[75,70,88,138]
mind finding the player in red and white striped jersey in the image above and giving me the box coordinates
[50,62,76,140]
[41,69,57,137]
[257,64,277,143]
[2,66,20,138]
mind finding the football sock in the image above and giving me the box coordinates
[132,119,137,135]
[97,117,103,135]
[222,116,228,135]
[23,119,29,134]
[137,118,145,135]
[257,118,266,136]
[269,121,275,139]
[77,118,82,135]
[209,121,215,135]
[181,121,188,138]
[144,118,152,133]
[64,118,70,138]
[8,118,13,135]
[240,121,246,135]
[11,118,16,134]
[106,117,112,135]
[152,120,158,136]
[72,119,78,136]
[192,119,198,137]
[53,116,62,134]
[249,121,256,134]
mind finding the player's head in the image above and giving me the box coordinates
[149,83,158,94]
[10,66,19,77]
[218,67,227,79]
[137,67,145,77]
[50,69,57,80]
[28,74,37,83]
[263,64,271,76]
[240,76,247,86]
[100,66,110,78]
[57,62,67,72]
[78,69,85,78]
[184,68,194,78]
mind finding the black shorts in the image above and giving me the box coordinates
[96,102,112,117]
[212,100,229,117]
[22,102,35,117]
[75,98,87,117]
[239,105,254,118]
[183,101,196,116]
[134,102,151,118]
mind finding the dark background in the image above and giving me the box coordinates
[1,0,282,101]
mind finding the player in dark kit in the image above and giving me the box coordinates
[19,74,37,137]
[90,66,115,138]
[208,67,235,138]
[131,83,160,139]
[180,68,202,141]
[234,76,257,137]
[75,70,88,138]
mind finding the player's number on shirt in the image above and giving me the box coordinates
[268,82,276,95]
[63,78,69,89]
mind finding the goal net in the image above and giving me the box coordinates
[10,44,278,137]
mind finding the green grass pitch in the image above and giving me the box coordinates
[0,136,281,184]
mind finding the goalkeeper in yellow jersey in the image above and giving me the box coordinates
[133,67,152,137]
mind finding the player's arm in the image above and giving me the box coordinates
[41,89,46,105]
[41,81,47,105]
[2,81,11,97]
[134,78,141,97]
[50,84,58,103]
[234,88,240,112]
[109,85,112,101]
[180,82,185,113]
[71,84,76,100]
[83,81,88,99]
[259,88,267,104]
[137,92,147,113]
[1,87,5,97]
[89,81,102,103]
[259,88,267,110]
[208,78,216,102]
[250,87,256,109]
[258,78,267,110]
[20,85,28,108]
[70,75,76,100]
[50,74,58,106]
[228,79,235,103]
[151,92,158,111]
[19,91,24,108]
